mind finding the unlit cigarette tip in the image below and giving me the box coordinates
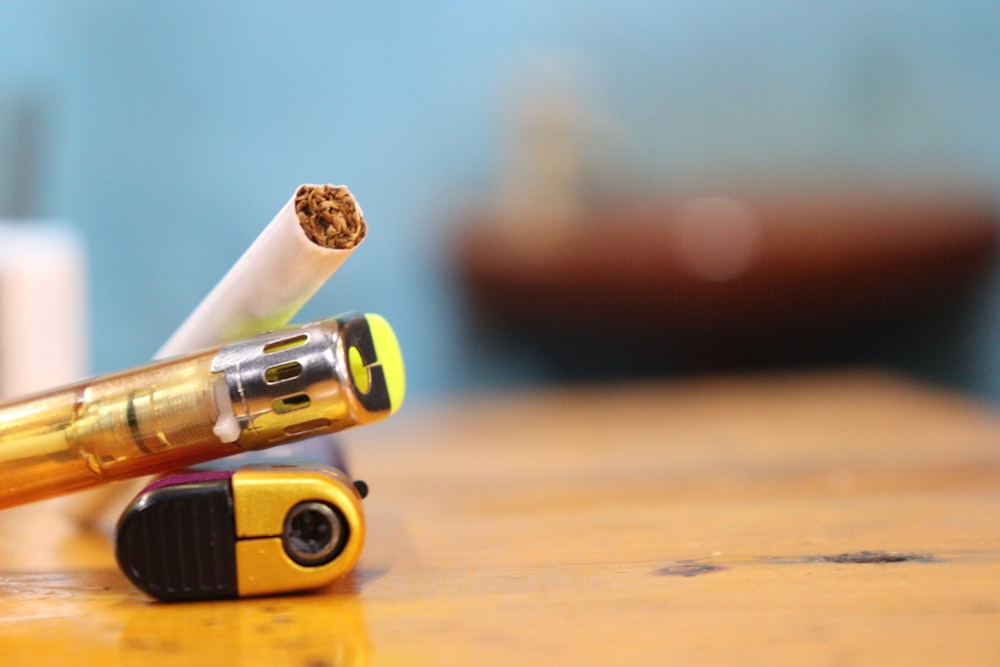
[295,184,367,250]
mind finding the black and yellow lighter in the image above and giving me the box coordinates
[0,312,403,509]
[117,465,367,601]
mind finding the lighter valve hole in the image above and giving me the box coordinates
[263,334,308,354]
[273,393,310,413]
[284,418,333,436]
[282,501,348,567]
[264,361,303,384]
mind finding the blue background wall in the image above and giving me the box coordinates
[2,2,1000,400]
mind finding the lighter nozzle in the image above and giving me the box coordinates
[211,312,405,450]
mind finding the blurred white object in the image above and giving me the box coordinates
[0,223,88,399]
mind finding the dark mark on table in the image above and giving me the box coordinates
[653,550,939,577]
[653,563,727,577]
[304,659,333,667]
[819,550,936,564]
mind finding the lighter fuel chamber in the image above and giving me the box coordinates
[116,465,366,601]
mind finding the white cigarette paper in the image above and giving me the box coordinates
[156,183,367,359]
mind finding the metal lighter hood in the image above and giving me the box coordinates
[211,313,400,450]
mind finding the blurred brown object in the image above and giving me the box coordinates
[454,186,999,374]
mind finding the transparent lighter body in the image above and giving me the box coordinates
[0,312,403,510]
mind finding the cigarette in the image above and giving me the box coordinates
[156,183,367,359]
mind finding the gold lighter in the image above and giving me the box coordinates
[0,312,404,510]
[116,465,367,600]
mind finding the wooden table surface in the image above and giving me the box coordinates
[2,371,1000,665]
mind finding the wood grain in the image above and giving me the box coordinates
[2,371,1000,665]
